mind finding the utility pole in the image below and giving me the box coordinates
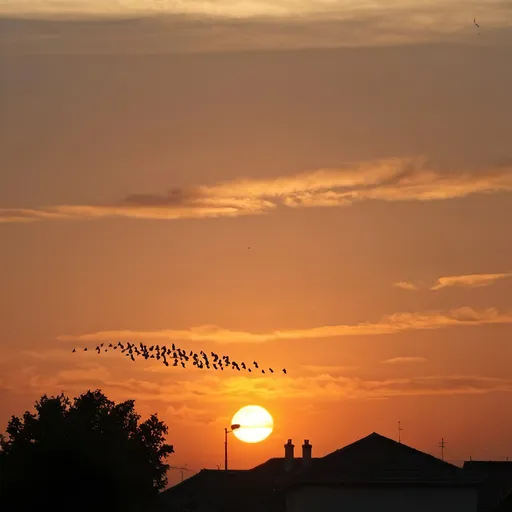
[398,421,403,444]
[224,428,228,471]
[439,438,447,461]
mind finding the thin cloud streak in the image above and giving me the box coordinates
[393,281,418,291]
[58,307,512,344]
[1,0,510,21]
[301,364,360,374]
[2,158,512,224]
[166,404,221,425]
[381,356,428,365]
[15,371,512,401]
[3,2,512,55]
[430,272,512,290]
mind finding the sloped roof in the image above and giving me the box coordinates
[250,456,320,479]
[158,465,290,512]
[284,432,477,489]
[158,456,322,511]
[158,469,252,511]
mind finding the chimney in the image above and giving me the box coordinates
[284,439,295,472]
[302,439,312,467]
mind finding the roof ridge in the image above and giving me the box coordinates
[328,431,461,469]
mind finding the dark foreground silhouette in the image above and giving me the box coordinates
[0,390,173,512]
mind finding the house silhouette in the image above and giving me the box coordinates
[158,432,484,512]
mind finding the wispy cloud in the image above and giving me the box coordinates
[5,355,512,401]
[2,158,512,224]
[301,364,359,374]
[430,273,512,291]
[166,404,222,425]
[381,356,428,365]
[392,272,512,291]
[393,281,418,291]
[3,2,512,56]
[0,0,490,18]
[58,307,512,344]
[1,0,512,47]
[18,371,512,401]
[57,366,112,383]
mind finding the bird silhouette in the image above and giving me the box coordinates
[473,17,480,35]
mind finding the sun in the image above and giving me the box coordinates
[231,405,274,443]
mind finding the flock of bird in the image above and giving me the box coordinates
[72,341,287,375]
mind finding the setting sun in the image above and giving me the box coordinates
[231,405,274,443]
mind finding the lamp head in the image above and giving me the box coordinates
[231,424,241,430]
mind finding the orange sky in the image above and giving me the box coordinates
[1,0,512,487]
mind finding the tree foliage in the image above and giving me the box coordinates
[0,389,174,511]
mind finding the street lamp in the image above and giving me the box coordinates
[224,424,240,471]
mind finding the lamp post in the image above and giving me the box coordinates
[224,424,240,471]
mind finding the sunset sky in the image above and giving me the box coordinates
[1,0,512,487]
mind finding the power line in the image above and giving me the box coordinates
[398,421,403,444]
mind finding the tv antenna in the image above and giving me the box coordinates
[439,438,447,461]
[169,465,192,483]
[398,421,403,444]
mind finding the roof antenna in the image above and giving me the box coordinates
[439,438,447,461]
[398,421,403,444]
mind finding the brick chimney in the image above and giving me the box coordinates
[284,439,295,472]
[302,439,312,467]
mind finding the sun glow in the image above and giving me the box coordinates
[231,405,274,443]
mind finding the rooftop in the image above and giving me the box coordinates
[283,432,476,489]
[159,432,480,511]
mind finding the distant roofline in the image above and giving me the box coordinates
[252,456,321,465]
[463,461,512,464]
[199,468,251,472]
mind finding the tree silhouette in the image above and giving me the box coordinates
[0,389,174,512]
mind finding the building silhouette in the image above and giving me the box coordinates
[158,432,506,512]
